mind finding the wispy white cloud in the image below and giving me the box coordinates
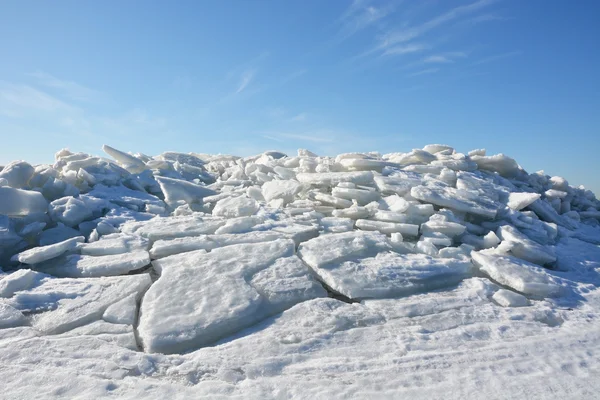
[27,71,100,102]
[423,51,467,63]
[472,50,522,65]
[382,43,429,56]
[236,69,256,94]
[0,82,76,115]
[464,13,508,25]
[407,68,440,77]
[365,0,496,58]
[289,113,308,122]
[336,0,396,41]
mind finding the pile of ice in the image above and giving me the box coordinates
[1,143,599,358]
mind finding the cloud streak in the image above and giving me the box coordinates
[472,50,522,65]
[363,0,496,59]
[27,71,100,102]
[336,0,396,41]
[236,69,256,94]
[407,68,440,77]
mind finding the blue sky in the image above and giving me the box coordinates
[1,0,599,193]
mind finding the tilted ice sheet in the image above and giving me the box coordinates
[298,231,473,299]
[7,273,151,334]
[411,185,500,219]
[138,240,325,354]
[472,250,562,298]
[37,251,150,278]
[12,236,84,265]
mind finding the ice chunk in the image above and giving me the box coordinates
[338,158,391,171]
[8,274,151,334]
[155,176,216,207]
[411,185,500,219]
[48,197,95,227]
[526,199,577,229]
[471,153,521,177]
[0,303,27,329]
[87,184,165,212]
[331,187,380,206]
[311,192,353,208]
[416,240,439,257]
[39,251,150,278]
[296,171,374,187]
[472,250,561,298]
[468,148,486,157]
[139,240,326,354]
[261,180,303,205]
[356,219,419,236]
[121,215,226,241]
[271,223,320,246]
[423,144,454,154]
[212,196,259,218]
[102,293,138,325]
[332,205,371,219]
[80,234,150,256]
[388,149,436,165]
[373,176,415,196]
[248,256,327,313]
[507,192,541,211]
[102,144,147,173]
[149,231,285,259]
[420,220,466,237]
[39,224,82,246]
[0,269,47,298]
[299,231,472,299]
[12,236,84,265]
[0,187,48,216]
[492,289,530,307]
[497,225,556,265]
[483,231,501,248]
[320,217,355,233]
[420,231,453,247]
[214,216,262,234]
[0,161,34,188]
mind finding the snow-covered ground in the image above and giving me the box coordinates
[1,144,599,399]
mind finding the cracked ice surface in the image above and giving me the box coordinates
[1,143,600,398]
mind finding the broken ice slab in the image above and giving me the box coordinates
[507,192,541,211]
[37,251,150,278]
[355,219,419,236]
[7,273,151,334]
[80,233,150,256]
[0,187,48,216]
[155,176,216,207]
[149,231,286,259]
[12,236,84,265]
[296,171,374,187]
[298,231,473,299]
[472,250,562,298]
[411,185,500,219]
[121,215,227,241]
[138,240,325,354]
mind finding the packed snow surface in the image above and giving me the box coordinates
[1,144,600,399]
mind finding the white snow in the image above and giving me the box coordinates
[1,143,600,398]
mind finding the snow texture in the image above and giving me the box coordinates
[1,143,600,398]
